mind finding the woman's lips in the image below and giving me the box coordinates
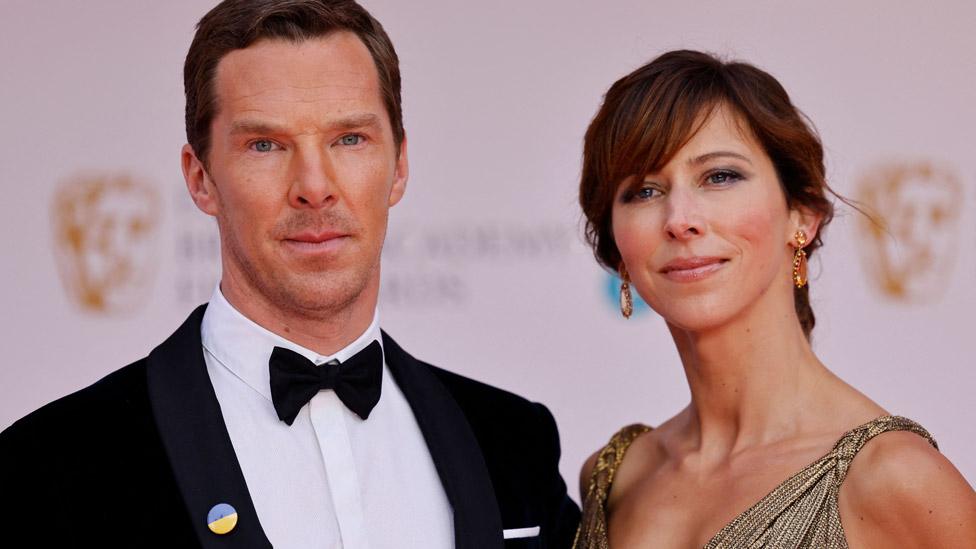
[659,257,728,282]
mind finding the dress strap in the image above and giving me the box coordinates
[574,424,651,549]
[832,415,937,483]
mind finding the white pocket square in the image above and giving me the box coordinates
[503,526,541,539]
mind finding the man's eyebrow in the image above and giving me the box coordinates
[328,113,381,131]
[687,151,753,166]
[229,113,382,135]
[229,119,286,136]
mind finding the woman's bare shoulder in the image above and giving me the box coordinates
[578,422,658,500]
[840,429,976,548]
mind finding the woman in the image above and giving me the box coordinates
[574,50,976,548]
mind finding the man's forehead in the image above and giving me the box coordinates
[212,32,381,107]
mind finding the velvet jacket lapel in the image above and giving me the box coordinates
[382,332,505,549]
[146,305,272,548]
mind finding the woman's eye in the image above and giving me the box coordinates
[706,170,742,185]
[250,140,276,153]
[637,187,657,199]
[627,185,660,201]
[338,134,364,146]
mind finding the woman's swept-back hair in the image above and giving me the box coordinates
[580,49,835,337]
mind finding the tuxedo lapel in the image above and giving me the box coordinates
[146,305,271,548]
[382,332,505,549]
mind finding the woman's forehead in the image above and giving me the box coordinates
[623,102,761,181]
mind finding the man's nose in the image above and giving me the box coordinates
[288,146,336,209]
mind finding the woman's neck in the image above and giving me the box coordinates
[667,288,830,461]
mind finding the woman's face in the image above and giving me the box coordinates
[612,104,808,333]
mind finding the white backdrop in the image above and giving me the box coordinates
[1,1,974,500]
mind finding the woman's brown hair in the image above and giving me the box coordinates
[580,49,834,337]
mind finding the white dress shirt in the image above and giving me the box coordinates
[201,287,454,549]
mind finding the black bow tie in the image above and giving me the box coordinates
[269,340,383,426]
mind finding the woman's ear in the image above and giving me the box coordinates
[789,206,822,246]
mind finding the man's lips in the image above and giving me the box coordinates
[285,230,348,243]
[282,231,350,253]
[658,256,728,281]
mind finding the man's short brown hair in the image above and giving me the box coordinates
[184,0,403,164]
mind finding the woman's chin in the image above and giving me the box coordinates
[658,307,738,336]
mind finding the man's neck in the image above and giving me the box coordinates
[218,276,379,357]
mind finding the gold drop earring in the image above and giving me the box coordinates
[619,266,634,319]
[792,230,808,288]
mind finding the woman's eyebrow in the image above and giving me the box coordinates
[688,151,752,166]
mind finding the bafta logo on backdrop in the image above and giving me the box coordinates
[855,161,963,303]
[51,173,162,314]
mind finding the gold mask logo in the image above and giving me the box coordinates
[856,161,962,303]
[51,173,161,314]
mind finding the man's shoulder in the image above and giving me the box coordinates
[421,361,560,447]
[0,356,197,545]
[427,362,542,417]
[383,331,550,426]
[0,359,150,446]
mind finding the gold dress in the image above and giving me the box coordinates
[574,416,936,549]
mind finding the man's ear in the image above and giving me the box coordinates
[788,205,822,246]
[388,135,409,208]
[182,143,219,216]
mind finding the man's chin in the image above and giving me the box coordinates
[267,272,370,316]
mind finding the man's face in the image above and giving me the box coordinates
[184,32,407,318]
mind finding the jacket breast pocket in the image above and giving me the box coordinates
[503,537,541,549]
[503,525,542,549]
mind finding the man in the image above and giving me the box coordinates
[0,1,580,547]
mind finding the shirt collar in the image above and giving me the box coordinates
[201,285,383,402]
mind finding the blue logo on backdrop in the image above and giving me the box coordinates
[604,274,652,317]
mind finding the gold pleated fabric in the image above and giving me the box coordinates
[574,416,937,549]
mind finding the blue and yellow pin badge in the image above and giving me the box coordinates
[207,503,238,535]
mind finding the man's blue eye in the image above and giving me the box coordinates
[339,135,363,146]
[253,140,274,152]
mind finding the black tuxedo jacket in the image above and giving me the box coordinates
[0,306,580,548]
